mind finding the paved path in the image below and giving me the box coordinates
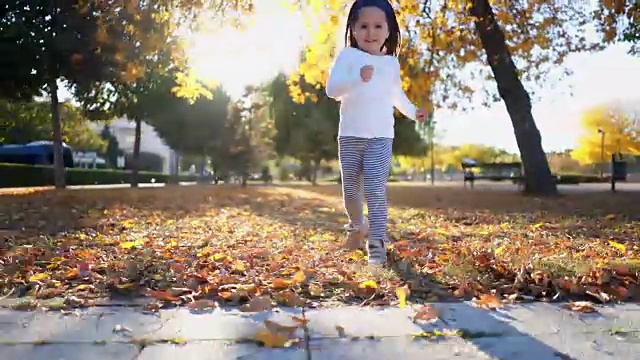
[1,302,639,359]
[2,180,639,194]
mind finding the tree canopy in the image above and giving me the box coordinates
[570,103,640,165]
[0,100,106,152]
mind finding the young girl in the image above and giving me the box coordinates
[326,0,425,265]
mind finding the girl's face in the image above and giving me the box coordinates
[351,6,389,55]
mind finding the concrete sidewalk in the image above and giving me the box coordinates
[1,302,639,360]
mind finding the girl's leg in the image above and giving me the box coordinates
[338,137,366,247]
[362,137,393,264]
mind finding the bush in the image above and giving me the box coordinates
[0,163,199,188]
[554,173,609,185]
[126,152,164,173]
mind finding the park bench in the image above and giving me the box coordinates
[461,159,524,190]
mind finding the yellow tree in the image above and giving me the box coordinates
[439,144,511,169]
[570,104,640,165]
[281,0,637,195]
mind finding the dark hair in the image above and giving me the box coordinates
[344,0,401,56]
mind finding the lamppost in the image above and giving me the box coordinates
[597,128,605,178]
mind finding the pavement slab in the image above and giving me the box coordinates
[0,344,138,360]
[0,302,639,359]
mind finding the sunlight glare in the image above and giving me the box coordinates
[186,2,307,98]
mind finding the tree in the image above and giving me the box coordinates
[622,0,640,56]
[2,1,245,188]
[149,83,231,158]
[0,1,128,187]
[439,144,517,170]
[280,0,637,195]
[546,150,585,174]
[570,104,640,165]
[268,72,426,184]
[267,73,339,185]
[0,100,105,152]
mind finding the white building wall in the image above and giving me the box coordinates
[90,118,177,174]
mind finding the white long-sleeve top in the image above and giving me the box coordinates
[326,47,417,139]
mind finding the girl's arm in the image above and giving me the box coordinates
[326,48,361,99]
[392,59,417,121]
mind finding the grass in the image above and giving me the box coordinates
[0,182,639,310]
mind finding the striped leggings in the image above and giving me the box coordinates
[338,136,393,244]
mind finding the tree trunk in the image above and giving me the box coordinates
[311,158,321,186]
[48,78,65,189]
[131,117,141,188]
[470,0,557,196]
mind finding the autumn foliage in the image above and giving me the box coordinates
[1,185,639,316]
[571,103,640,165]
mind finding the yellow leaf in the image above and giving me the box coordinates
[213,253,227,261]
[29,273,49,282]
[120,240,142,249]
[233,261,246,272]
[609,241,626,253]
[494,244,507,255]
[293,271,306,283]
[359,280,378,289]
[308,283,323,297]
[396,285,410,309]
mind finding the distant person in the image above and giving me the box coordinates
[326,0,426,265]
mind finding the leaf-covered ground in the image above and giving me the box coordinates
[1,184,639,312]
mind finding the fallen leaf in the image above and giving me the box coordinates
[562,301,598,313]
[254,328,296,348]
[274,290,305,307]
[308,283,323,297]
[240,295,273,312]
[263,319,299,336]
[293,271,306,283]
[187,299,218,310]
[146,290,180,302]
[291,315,308,326]
[471,294,502,310]
[359,280,378,289]
[412,305,440,323]
[396,285,410,309]
[271,278,293,290]
[608,241,626,253]
[29,273,49,282]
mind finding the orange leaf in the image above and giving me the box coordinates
[562,301,598,313]
[187,299,218,310]
[263,319,299,336]
[472,294,502,310]
[64,268,79,280]
[146,290,180,302]
[412,305,440,323]
[271,278,292,290]
[254,328,297,348]
[291,315,308,326]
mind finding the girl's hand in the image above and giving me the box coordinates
[416,108,427,123]
[360,65,374,82]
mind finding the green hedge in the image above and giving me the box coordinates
[0,163,201,188]
[555,174,609,185]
